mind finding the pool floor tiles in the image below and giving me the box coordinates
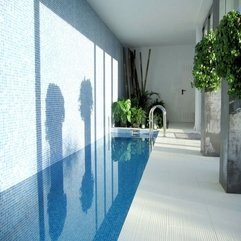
[118,126,241,241]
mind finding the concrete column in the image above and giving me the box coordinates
[220,80,241,193]
[194,89,201,132]
[220,80,229,190]
[194,27,202,132]
[200,91,205,152]
[213,0,220,26]
[201,91,221,156]
[200,0,221,156]
[218,0,241,193]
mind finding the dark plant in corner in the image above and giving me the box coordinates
[120,48,167,128]
[131,90,160,112]
[192,30,220,92]
[112,99,131,127]
[215,10,241,98]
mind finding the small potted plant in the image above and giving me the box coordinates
[112,99,131,127]
[130,107,146,128]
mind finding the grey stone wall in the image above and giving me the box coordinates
[201,91,221,156]
[220,80,241,193]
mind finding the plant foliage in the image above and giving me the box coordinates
[215,10,241,97]
[192,31,220,91]
[131,91,160,112]
[131,107,146,127]
[112,99,131,127]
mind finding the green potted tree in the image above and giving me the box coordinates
[215,10,241,193]
[192,30,220,91]
[215,10,241,97]
[192,30,221,156]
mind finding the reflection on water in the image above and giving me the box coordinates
[79,79,94,214]
[45,84,67,241]
[80,144,94,213]
[112,137,148,162]
[47,162,67,241]
[0,136,152,241]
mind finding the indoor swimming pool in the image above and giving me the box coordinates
[0,130,158,241]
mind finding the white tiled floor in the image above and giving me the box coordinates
[118,123,241,241]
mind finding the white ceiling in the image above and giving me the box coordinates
[87,0,213,47]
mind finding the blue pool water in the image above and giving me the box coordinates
[0,131,157,241]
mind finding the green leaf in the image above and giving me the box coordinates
[192,30,220,92]
[215,10,241,97]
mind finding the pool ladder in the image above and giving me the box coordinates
[149,105,167,137]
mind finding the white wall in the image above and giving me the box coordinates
[220,0,241,17]
[136,45,195,123]
[0,0,123,192]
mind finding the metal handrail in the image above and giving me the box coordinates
[149,105,167,137]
